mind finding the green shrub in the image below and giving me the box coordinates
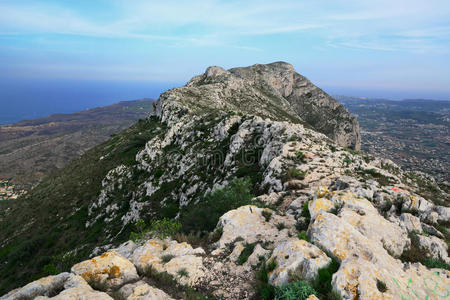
[376,279,388,293]
[295,151,306,163]
[313,258,340,298]
[177,268,189,278]
[154,169,164,178]
[276,223,286,231]
[161,254,175,264]
[329,202,344,215]
[130,218,181,242]
[255,259,277,299]
[422,258,450,270]
[237,242,256,265]
[285,168,306,181]
[151,218,182,239]
[274,280,318,300]
[180,178,253,233]
[262,210,273,222]
[297,231,309,242]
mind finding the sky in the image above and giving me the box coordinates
[1,0,450,103]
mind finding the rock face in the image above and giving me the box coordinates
[153,62,361,150]
[71,251,139,290]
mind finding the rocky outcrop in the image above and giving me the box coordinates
[153,62,361,150]
[1,63,448,299]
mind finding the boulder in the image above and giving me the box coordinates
[71,251,139,290]
[2,273,112,300]
[215,205,296,249]
[130,239,205,286]
[117,281,174,300]
[268,239,331,286]
[399,213,422,233]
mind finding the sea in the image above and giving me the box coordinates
[0,79,181,125]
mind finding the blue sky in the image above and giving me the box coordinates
[1,0,450,99]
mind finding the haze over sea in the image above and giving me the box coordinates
[0,79,181,125]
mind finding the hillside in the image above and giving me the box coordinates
[1,63,449,300]
[0,99,154,191]
[337,96,450,182]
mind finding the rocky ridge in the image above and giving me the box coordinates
[1,63,449,299]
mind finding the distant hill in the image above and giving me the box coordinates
[336,95,450,181]
[0,99,153,189]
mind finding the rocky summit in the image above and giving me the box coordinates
[0,63,448,300]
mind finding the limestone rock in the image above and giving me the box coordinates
[130,239,205,286]
[415,234,449,264]
[268,239,331,286]
[215,205,296,249]
[71,251,139,290]
[399,213,422,233]
[2,273,112,300]
[117,281,174,300]
[0,273,70,300]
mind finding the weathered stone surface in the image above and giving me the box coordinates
[215,205,296,249]
[0,273,70,300]
[308,192,450,300]
[415,234,450,264]
[268,239,331,286]
[118,281,174,300]
[130,239,205,286]
[399,213,422,233]
[2,273,113,300]
[71,251,139,290]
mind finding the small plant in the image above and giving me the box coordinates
[129,219,148,242]
[180,178,253,233]
[255,259,277,299]
[274,280,318,300]
[285,167,307,181]
[154,169,164,178]
[262,210,273,222]
[150,218,182,239]
[297,231,309,242]
[313,258,340,298]
[177,268,189,278]
[237,242,257,265]
[276,222,286,231]
[329,202,344,215]
[376,279,388,293]
[161,254,175,264]
[301,202,310,219]
[422,258,450,270]
[295,151,306,163]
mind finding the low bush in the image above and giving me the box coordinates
[274,280,318,300]
[313,258,340,298]
[376,279,388,293]
[262,210,273,222]
[180,178,253,233]
[255,259,277,299]
[297,231,309,242]
[130,218,181,242]
[237,242,256,265]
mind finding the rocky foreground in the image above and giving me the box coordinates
[1,63,448,299]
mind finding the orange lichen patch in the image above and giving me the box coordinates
[91,258,97,264]
[100,252,109,258]
[106,266,121,279]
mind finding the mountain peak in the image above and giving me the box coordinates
[155,62,361,149]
